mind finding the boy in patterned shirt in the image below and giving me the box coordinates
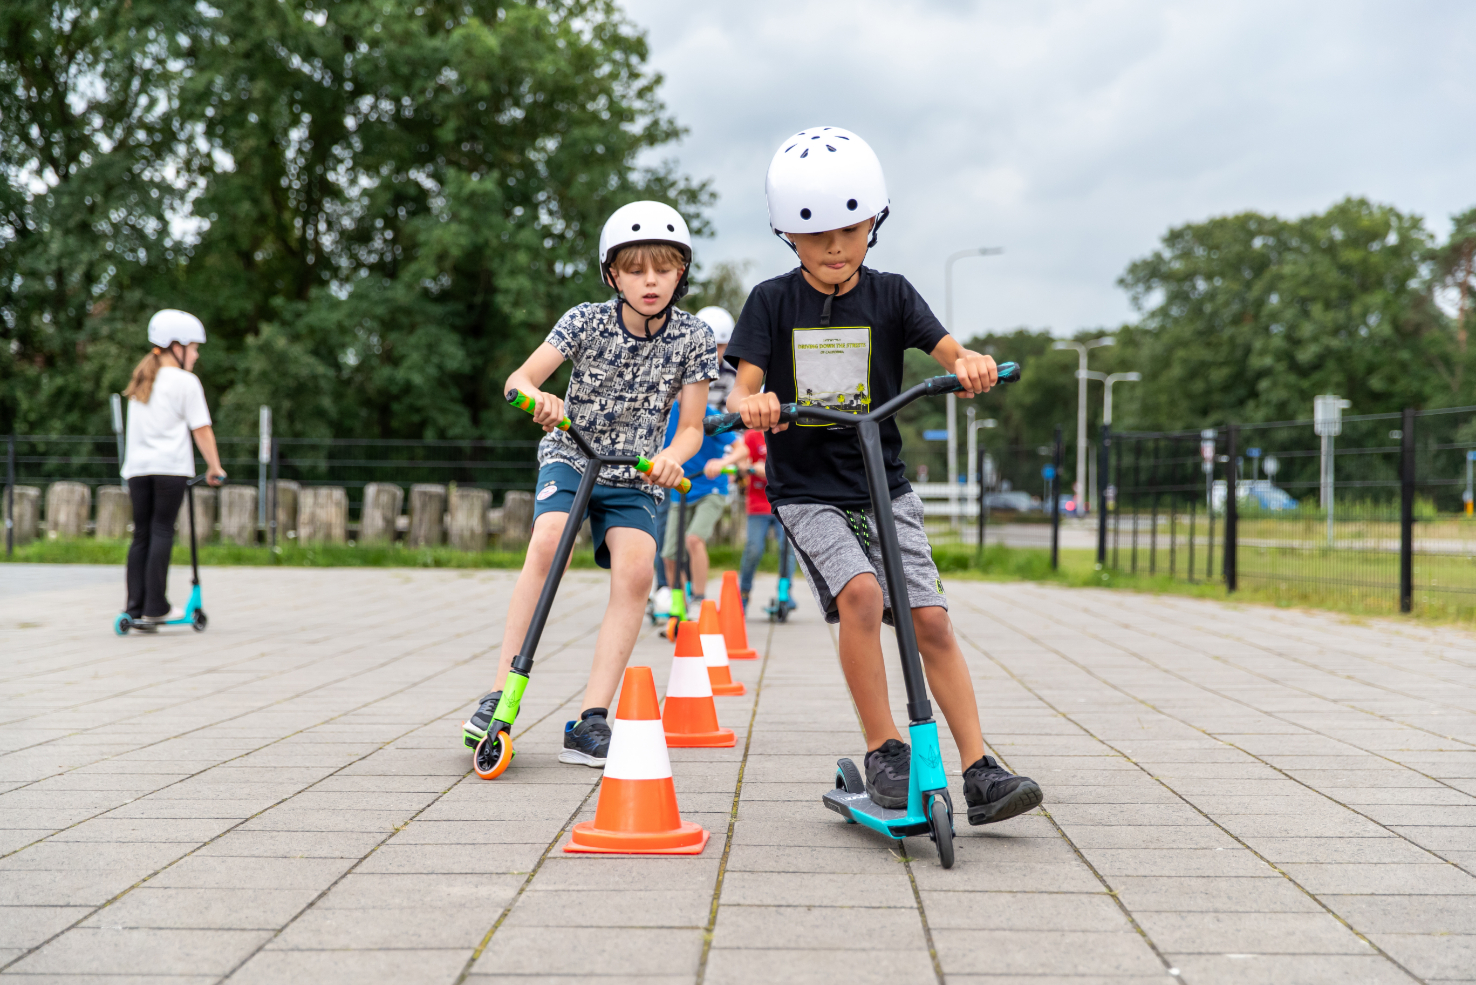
[461,202,717,767]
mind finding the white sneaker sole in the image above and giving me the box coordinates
[558,749,607,767]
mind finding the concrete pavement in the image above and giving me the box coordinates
[1,564,1473,983]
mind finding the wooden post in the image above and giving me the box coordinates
[298,486,348,543]
[7,486,40,545]
[272,479,299,542]
[449,487,491,551]
[360,483,404,545]
[408,483,447,548]
[500,490,534,548]
[219,486,258,546]
[176,486,217,544]
[95,485,133,539]
[46,481,92,538]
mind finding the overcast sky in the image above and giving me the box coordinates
[621,0,1476,340]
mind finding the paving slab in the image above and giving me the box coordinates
[3,566,1473,982]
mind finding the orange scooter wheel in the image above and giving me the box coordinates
[473,731,514,780]
[665,616,680,642]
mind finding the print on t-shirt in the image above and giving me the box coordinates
[792,327,871,423]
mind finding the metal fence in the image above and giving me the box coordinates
[1102,404,1476,617]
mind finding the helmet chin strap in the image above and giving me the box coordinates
[606,261,691,341]
[775,230,864,328]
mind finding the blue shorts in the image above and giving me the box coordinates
[531,462,659,569]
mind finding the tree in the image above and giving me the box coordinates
[1,0,710,440]
[1118,197,1462,427]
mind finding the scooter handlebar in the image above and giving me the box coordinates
[506,388,572,431]
[703,360,1022,435]
[635,456,691,495]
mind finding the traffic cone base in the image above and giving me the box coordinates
[708,669,745,697]
[719,571,758,659]
[663,725,736,747]
[564,667,709,855]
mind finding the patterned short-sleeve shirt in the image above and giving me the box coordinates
[537,301,718,498]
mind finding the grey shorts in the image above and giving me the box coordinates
[775,491,946,626]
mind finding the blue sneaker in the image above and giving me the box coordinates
[559,709,611,767]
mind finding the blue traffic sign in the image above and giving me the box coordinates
[1468,450,1476,461]
[1247,447,1262,458]
[1042,465,1056,480]
[922,430,949,441]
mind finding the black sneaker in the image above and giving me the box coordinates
[461,691,502,750]
[559,709,611,767]
[863,738,911,809]
[963,755,1043,825]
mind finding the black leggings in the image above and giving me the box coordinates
[126,475,188,618]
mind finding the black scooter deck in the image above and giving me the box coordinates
[822,789,930,838]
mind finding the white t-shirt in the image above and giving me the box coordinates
[121,366,212,478]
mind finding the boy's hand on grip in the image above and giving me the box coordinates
[646,453,685,489]
[739,391,786,433]
[953,351,997,397]
[528,389,566,432]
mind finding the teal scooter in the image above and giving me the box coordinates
[706,361,1021,868]
[764,535,797,623]
[114,473,220,635]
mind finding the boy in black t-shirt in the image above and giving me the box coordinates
[726,128,1043,826]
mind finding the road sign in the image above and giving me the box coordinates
[1247,447,1262,458]
[922,430,948,441]
[1042,465,1056,480]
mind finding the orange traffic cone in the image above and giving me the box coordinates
[696,600,744,696]
[566,666,709,855]
[720,571,757,660]
[663,622,736,747]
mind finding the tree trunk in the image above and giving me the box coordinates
[408,484,446,548]
[272,480,300,540]
[298,486,348,543]
[219,485,257,546]
[6,485,41,545]
[46,481,92,538]
[95,485,132,540]
[448,487,491,551]
[360,483,404,545]
[500,490,534,548]
[176,486,218,544]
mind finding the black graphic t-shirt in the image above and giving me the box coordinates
[725,267,949,508]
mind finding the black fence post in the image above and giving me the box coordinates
[1224,425,1238,593]
[1400,407,1414,614]
[269,437,280,554]
[1051,425,1062,570]
[1096,424,1110,565]
[5,433,14,558]
[976,443,987,565]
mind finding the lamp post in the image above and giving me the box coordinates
[1053,337,1114,516]
[1079,371,1140,512]
[944,247,1003,527]
[970,414,999,558]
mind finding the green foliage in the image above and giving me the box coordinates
[2,0,709,438]
[1117,197,1473,428]
[683,259,752,320]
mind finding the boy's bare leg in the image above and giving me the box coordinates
[686,534,709,597]
[913,606,986,770]
[494,511,569,689]
[835,574,905,751]
[580,526,656,712]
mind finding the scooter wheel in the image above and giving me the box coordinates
[114,614,131,636]
[192,610,208,633]
[665,617,679,642]
[835,758,864,795]
[929,797,955,869]
[473,730,514,780]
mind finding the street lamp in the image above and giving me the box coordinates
[967,409,998,555]
[1053,337,1114,515]
[944,247,1003,526]
[1078,371,1140,512]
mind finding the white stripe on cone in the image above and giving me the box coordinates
[602,718,672,781]
[700,633,729,668]
[667,654,714,699]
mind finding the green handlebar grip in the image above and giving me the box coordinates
[636,456,692,494]
[506,389,570,431]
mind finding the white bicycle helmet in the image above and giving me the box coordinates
[766,127,889,246]
[598,201,692,291]
[695,306,735,344]
[147,309,207,348]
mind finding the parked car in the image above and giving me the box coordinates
[1056,495,1088,517]
[983,491,1039,513]
[1211,479,1297,513]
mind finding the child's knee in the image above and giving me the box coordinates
[913,606,955,649]
[837,575,884,622]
